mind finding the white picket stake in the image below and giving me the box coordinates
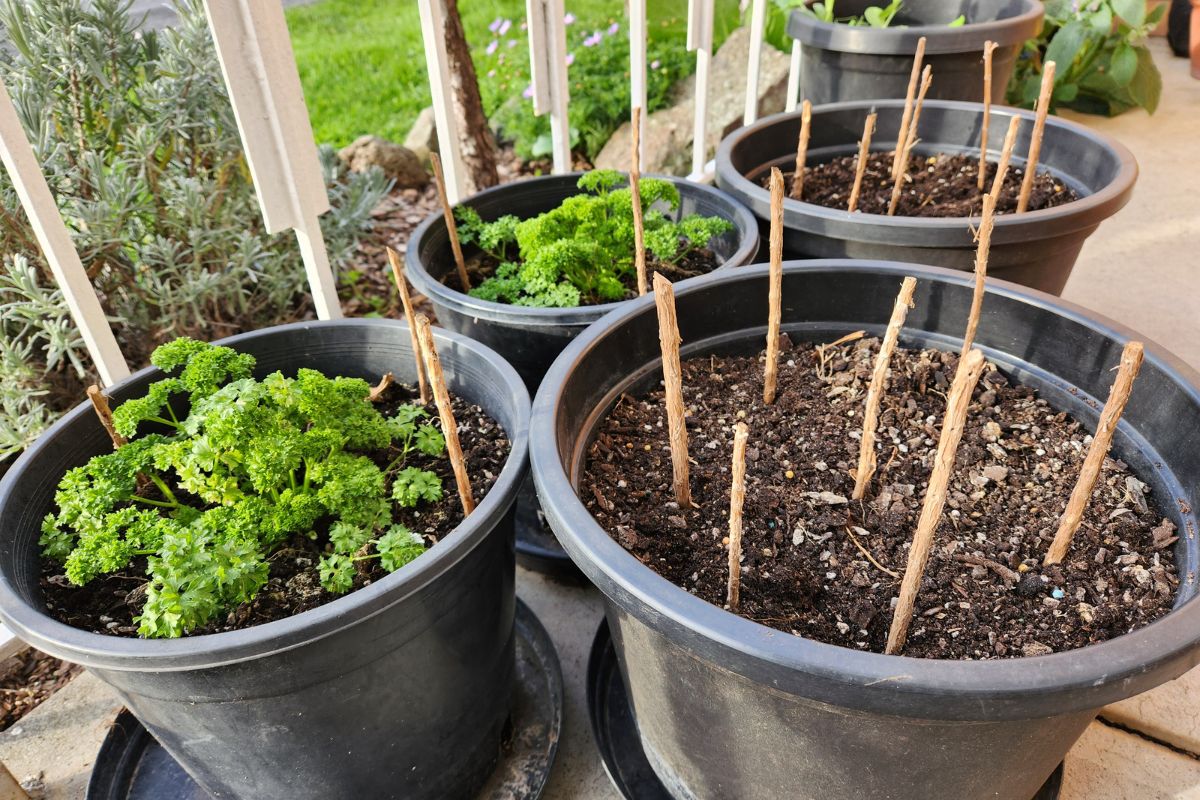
[687,0,714,180]
[0,80,130,386]
[744,0,767,125]
[629,0,648,170]
[202,0,342,320]
[417,0,468,204]
[785,40,802,112]
[526,0,571,173]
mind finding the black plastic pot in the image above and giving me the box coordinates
[716,100,1138,296]
[531,261,1200,800]
[787,0,1043,106]
[406,172,759,574]
[0,320,530,800]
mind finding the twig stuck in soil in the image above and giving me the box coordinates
[892,36,928,181]
[791,99,813,200]
[952,553,1019,585]
[1045,341,1144,565]
[846,525,900,578]
[961,194,996,357]
[888,65,933,217]
[387,247,431,404]
[367,372,394,402]
[1017,61,1056,214]
[653,273,692,506]
[847,112,877,213]
[978,40,998,192]
[86,385,126,448]
[430,153,471,291]
[853,277,917,500]
[631,106,648,297]
[886,348,988,655]
[414,314,475,516]
[727,422,750,610]
[764,168,785,405]
[988,115,1022,206]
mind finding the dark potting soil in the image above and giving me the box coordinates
[772,152,1078,217]
[581,337,1179,659]
[40,383,511,638]
[443,248,723,305]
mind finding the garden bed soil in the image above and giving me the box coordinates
[0,648,81,731]
[40,383,511,638]
[581,336,1179,659]
[774,152,1078,217]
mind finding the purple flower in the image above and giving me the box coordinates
[565,51,575,66]
[488,17,503,33]
[507,38,518,48]
[487,69,496,77]
[650,59,660,69]
[564,12,576,25]
[486,40,499,55]
[498,18,512,35]
[523,84,535,99]
[583,31,602,46]
[607,22,619,35]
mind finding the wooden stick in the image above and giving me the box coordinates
[87,385,126,448]
[368,372,394,402]
[988,114,1022,206]
[891,36,927,181]
[1017,61,1056,214]
[763,168,785,405]
[960,194,996,358]
[886,348,987,655]
[888,65,932,216]
[430,152,471,291]
[727,421,750,610]
[1044,341,1144,565]
[631,106,648,297]
[852,276,917,500]
[978,41,998,192]
[790,99,813,200]
[413,314,475,516]
[847,112,877,213]
[387,247,431,404]
[653,272,692,507]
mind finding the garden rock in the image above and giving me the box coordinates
[403,106,439,164]
[338,135,428,188]
[594,27,792,176]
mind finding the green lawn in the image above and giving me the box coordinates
[286,0,742,147]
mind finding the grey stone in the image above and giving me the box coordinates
[403,106,439,164]
[338,135,428,188]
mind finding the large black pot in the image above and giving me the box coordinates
[406,172,759,573]
[787,0,1043,106]
[715,100,1138,296]
[0,320,530,799]
[530,261,1200,800]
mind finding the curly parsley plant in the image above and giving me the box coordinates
[455,170,734,308]
[40,338,447,638]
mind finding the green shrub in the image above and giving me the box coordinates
[0,0,388,461]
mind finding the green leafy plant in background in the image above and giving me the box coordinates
[0,0,388,463]
[41,338,446,638]
[783,0,962,32]
[1007,0,1164,116]
[456,170,732,308]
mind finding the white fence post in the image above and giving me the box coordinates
[786,40,802,112]
[0,80,130,386]
[630,0,648,170]
[527,0,571,173]
[202,0,342,320]
[417,0,468,204]
[687,0,714,180]
[744,0,767,125]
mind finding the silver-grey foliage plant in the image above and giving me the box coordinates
[0,0,389,460]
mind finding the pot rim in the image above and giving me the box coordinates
[786,0,1044,54]
[715,100,1139,245]
[530,260,1200,719]
[404,172,761,329]
[0,319,530,672]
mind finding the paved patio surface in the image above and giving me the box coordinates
[0,37,1197,800]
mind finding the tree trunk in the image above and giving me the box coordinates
[441,0,499,194]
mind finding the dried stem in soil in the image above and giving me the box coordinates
[430,153,471,291]
[763,168,785,404]
[727,421,750,610]
[653,273,692,507]
[1018,62,1056,214]
[414,314,475,516]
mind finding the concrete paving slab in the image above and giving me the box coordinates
[1061,720,1200,800]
